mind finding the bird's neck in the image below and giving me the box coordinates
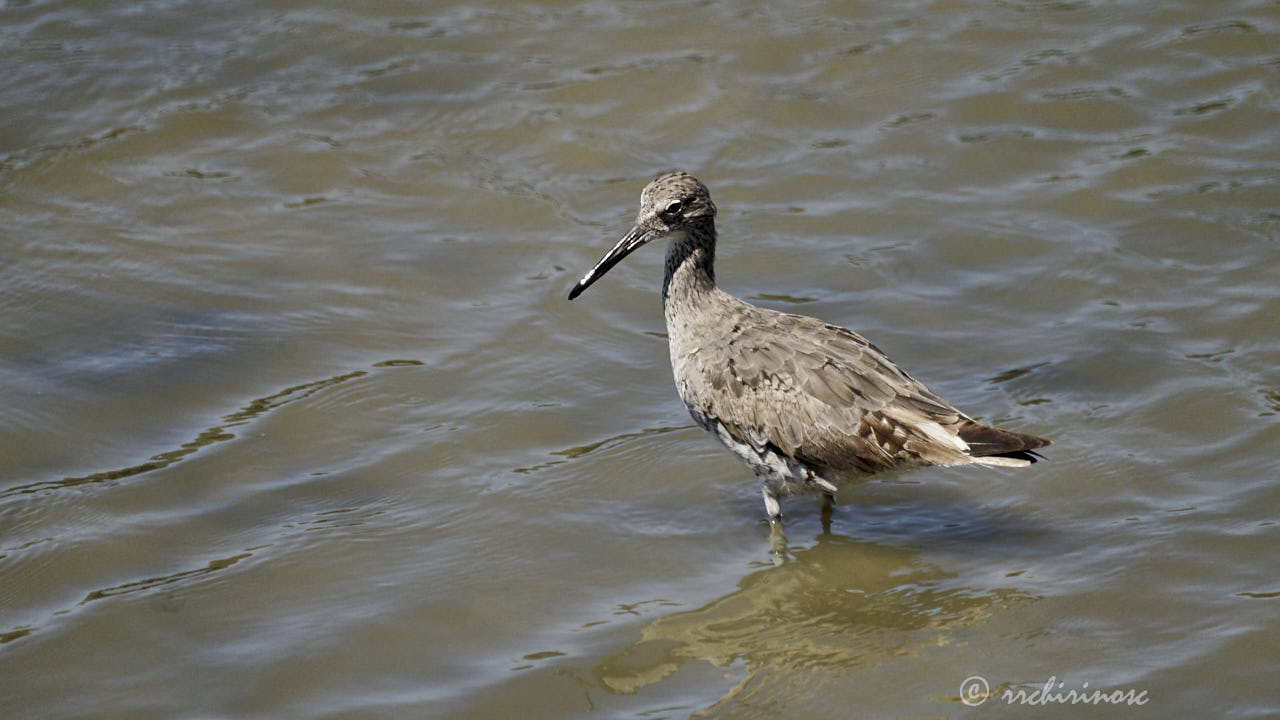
[661,221,717,308]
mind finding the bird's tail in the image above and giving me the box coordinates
[958,420,1051,466]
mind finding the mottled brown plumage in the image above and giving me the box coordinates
[570,171,1049,520]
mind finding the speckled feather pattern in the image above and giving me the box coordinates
[571,171,1050,519]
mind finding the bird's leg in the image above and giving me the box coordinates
[819,492,834,533]
[768,522,788,562]
[761,486,783,522]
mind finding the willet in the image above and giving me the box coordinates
[569,171,1050,521]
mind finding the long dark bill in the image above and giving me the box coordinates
[567,225,659,300]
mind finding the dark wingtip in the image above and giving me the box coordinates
[567,283,584,301]
[996,448,1049,464]
[958,420,1051,459]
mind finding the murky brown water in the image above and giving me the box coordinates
[3,1,1278,718]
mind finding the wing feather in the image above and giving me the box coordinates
[675,302,990,475]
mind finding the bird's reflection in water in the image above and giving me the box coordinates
[592,520,1033,712]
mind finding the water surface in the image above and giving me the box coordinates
[3,1,1278,718]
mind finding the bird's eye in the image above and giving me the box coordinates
[664,201,683,215]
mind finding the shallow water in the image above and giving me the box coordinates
[2,1,1278,718]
